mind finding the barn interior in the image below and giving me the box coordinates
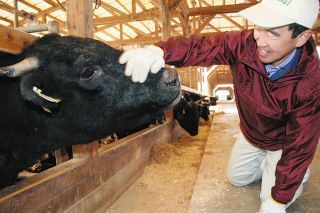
[0,0,319,213]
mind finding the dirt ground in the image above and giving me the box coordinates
[106,119,212,213]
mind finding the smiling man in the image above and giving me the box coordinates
[119,0,320,212]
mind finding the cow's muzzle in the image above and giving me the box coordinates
[162,68,180,87]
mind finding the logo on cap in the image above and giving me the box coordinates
[277,0,293,6]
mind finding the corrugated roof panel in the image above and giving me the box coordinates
[0,9,13,19]
[127,22,148,34]
[122,24,139,37]
[0,20,10,26]
[32,1,52,10]
[50,10,66,22]
[106,27,121,39]
[104,0,129,14]
[93,6,113,17]
[140,0,155,9]
[95,31,114,41]
[17,2,38,14]
[140,20,156,32]
[135,4,143,13]
[214,0,224,6]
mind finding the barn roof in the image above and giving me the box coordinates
[1,0,319,48]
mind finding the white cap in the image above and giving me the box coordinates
[239,0,319,29]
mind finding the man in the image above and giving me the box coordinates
[119,0,320,212]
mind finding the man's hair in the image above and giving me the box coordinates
[288,23,309,38]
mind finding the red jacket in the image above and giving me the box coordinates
[156,30,320,204]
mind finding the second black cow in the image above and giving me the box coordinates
[173,91,210,136]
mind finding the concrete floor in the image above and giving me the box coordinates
[188,104,320,213]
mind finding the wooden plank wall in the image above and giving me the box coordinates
[177,67,204,92]
[0,120,182,213]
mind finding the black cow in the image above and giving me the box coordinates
[173,92,210,136]
[173,94,200,136]
[198,100,210,121]
[0,34,180,188]
[185,92,210,121]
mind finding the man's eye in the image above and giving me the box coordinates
[267,31,280,39]
[80,68,95,79]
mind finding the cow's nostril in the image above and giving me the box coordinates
[163,69,179,87]
[167,79,177,87]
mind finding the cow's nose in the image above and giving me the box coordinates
[162,69,180,87]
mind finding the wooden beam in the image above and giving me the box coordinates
[108,31,221,46]
[0,1,36,22]
[158,0,171,40]
[0,25,36,54]
[193,15,215,34]
[98,1,150,42]
[0,17,13,26]
[208,23,222,32]
[18,3,66,26]
[99,2,125,15]
[43,0,58,7]
[220,14,244,30]
[114,25,133,39]
[136,0,147,10]
[177,0,190,36]
[19,0,41,13]
[124,23,147,36]
[93,3,256,25]
[119,23,123,40]
[132,0,136,14]
[168,0,184,11]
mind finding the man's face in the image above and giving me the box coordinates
[253,26,300,66]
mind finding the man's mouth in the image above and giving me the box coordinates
[258,48,271,58]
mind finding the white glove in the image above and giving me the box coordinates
[119,45,165,83]
[259,197,286,213]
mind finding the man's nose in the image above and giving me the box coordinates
[255,32,268,47]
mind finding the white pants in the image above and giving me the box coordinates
[226,132,304,207]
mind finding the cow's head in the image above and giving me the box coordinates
[0,34,180,143]
[173,96,200,136]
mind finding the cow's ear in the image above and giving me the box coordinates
[20,73,61,111]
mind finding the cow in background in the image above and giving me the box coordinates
[173,91,211,136]
[0,34,180,188]
[173,94,200,136]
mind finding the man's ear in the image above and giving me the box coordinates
[295,29,313,48]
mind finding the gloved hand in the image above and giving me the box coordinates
[119,45,165,83]
[258,197,286,213]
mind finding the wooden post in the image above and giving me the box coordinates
[55,147,70,164]
[66,0,93,38]
[66,0,97,159]
[158,0,171,40]
[48,20,60,33]
[177,0,190,36]
[72,141,99,159]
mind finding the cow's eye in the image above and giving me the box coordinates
[80,68,96,79]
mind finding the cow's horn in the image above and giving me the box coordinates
[0,57,39,77]
[33,86,62,103]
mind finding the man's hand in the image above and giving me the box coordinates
[259,197,286,213]
[119,45,165,83]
